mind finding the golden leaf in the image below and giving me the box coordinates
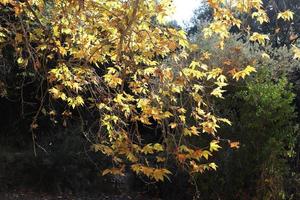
[277,10,294,21]
[210,140,221,152]
[249,32,269,45]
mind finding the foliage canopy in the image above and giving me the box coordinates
[0,0,299,182]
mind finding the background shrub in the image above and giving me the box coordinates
[190,32,300,200]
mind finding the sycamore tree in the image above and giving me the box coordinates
[0,0,299,182]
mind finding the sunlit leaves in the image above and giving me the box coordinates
[211,85,226,98]
[189,61,201,69]
[277,10,294,21]
[48,64,96,109]
[261,52,270,59]
[0,0,12,5]
[252,9,269,24]
[190,161,217,173]
[1,0,264,182]
[233,65,257,80]
[201,113,219,135]
[49,87,67,100]
[156,0,175,24]
[103,73,122,88]
[208,162,218,170]
[218,118,231,126]
[17,57,28,67]
[141,143,164,155]
[203,21,229,49]
[152,168,172,181]
[249,32,269,45]
[207,68,223,80]
[210,140,221,152]
[183,126,199,137]
[131,164,172,181]
[67,96,84,108]
[201,150,212,160]
[292,46,300,60]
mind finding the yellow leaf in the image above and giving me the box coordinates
[261,52,270,59]
[169,122,177,129]
[0,0,12,5]
[53,25,60,37]
[277,10,294,21]
[17,57,28,66]
[179,115,186,123]
[183,128,191,136]
[178,145,194,153]
[162,111,173,118]
[153,143,164,152]
[127,153,138,163]
[207,68,223,80]
[58,46,67,56]
[218,118,232,125]
[211,87,226,98]
[233,65,256,80]
[201,150,212,160]
[141,144,154,155]
[249,32,269,45]
[103,73,122,88]
[210,140,221,152]
[190,126,199,136]
[152,168,172,182]
[144,67,157,76]
[252,9,269,24]
[189,61,201,69]
[75,96,84,106]
[209,162,218,170]
[292,46,300,59]
[190,161,205,173]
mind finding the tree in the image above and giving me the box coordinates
[0,0,298,183]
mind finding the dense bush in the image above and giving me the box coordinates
[189,32,300,199]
